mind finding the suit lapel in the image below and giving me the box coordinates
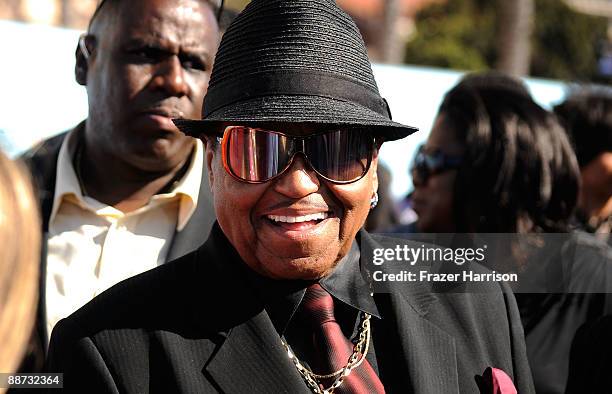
[386,291,458,394]
[21,131,67,233]
[361,231,459,394]
[191,228,309,393]
[205,311,311,394]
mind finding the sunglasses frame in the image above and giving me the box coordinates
[220,126,377,185]
[411,145,463,185]
[79,34,92,60]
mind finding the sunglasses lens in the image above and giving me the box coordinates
[411,151,429,184]
[224,127,291,182]
[306,130,372,182]
[411,145,463,186]
[223,127,373,183]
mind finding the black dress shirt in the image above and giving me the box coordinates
[244,240,382,376]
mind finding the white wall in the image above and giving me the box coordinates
[0,21,88,155]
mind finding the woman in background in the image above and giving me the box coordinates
[411,72,578,235]
[410,72,612,394]
[0,149,40,390]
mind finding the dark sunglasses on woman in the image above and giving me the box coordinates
[410,144,463,185]
[219,126,377,184]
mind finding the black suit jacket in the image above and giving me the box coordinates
[20,122,216,358]
[566,314,612,393]
[45,225,534,393]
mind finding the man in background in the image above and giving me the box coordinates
[21,0,222,365]
[554,89,612,243]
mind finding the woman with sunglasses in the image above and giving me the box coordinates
[409,72,612,394]
[44,2,534,393]
[411,73,577,234]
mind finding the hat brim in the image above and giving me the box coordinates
[173,95,418,141]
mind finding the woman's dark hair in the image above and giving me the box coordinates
[439,72,580,233]
[553,87,612,168]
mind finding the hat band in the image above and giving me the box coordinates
[203,70,390,118]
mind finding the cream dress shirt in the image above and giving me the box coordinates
[46,129,203,341]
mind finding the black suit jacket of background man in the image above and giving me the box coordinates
[45,223,535,394]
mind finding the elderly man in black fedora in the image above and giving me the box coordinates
[45,0,534,393]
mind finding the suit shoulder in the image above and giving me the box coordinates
[20,131,67,168]
[56,248,202,338]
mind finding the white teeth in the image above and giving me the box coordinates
[267,212,329,223]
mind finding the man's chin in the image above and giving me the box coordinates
[251,254,340,281]
[128,148,192,173]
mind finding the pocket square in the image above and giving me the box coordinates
[476,367,518,394]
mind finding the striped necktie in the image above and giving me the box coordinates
[298,284,385,394]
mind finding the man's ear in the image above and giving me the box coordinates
[371,156,379,196]
[204,136,217,193]
[75,35,94,86]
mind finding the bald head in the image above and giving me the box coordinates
[76,0,221,176]
[88,0,222,35]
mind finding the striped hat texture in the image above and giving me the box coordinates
[174,0,418,141]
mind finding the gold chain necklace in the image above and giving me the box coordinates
[280,312,372,394]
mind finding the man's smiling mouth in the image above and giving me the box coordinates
[264,212,333,231]
[267,212,329,223]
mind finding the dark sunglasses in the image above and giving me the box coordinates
[220,126,376,184]
[411,145,463,185]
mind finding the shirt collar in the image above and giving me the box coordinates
[152,138,204,231]
[49,126,203,231]
[320,240,380,319]
[49,126,85,225]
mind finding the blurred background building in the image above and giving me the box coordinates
[0,0,97,28]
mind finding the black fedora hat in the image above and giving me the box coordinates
[174,0,417,141]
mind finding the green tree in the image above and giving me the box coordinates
[531,0,608,81]
[404,0,494,71]
[404,0,609,82]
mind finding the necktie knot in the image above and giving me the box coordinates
[300,284,336,326]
